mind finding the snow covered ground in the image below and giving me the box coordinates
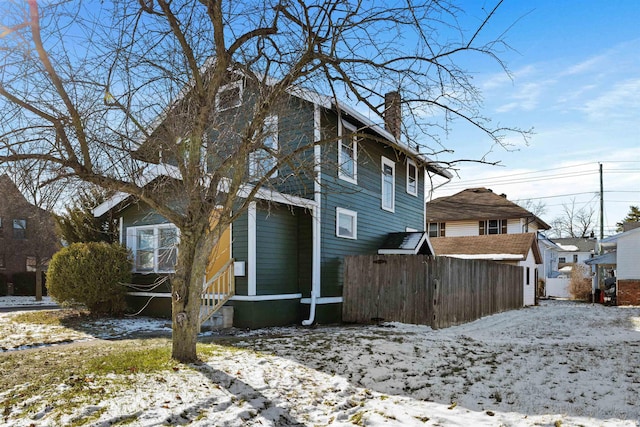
[0,296,56,307]
[1,299,639,426]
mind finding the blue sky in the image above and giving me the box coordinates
[429,0,640,236]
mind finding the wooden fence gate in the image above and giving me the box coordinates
[343,255,523,329]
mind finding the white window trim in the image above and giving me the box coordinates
[338,120,358,184]
[215,80,243,111]
[406,159,418,196]
[127,224,180,273]
[249,114,279,179]
[381,156,395,212]
[336,207,357,240]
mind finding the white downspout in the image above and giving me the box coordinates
[303,104,322,326]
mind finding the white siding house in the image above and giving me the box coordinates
[426,188,550,304]
[616,228,640,280]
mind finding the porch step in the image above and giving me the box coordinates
[199,305,234,331]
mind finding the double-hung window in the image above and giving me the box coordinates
[249,115,278,179]
[479,219,507,235]
[381,156,395,212]
[338,121,357,183]
[336,208,357,239]
[428,222,446,237]
[406,159,418,196]
[13,219,26,239]
[128,224,179,273]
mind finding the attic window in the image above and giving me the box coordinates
[215,80,243,111]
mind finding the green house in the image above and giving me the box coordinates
[94,80,451,329]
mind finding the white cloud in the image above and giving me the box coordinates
[581,78,640,121]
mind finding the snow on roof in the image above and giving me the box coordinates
[557,244,579,251]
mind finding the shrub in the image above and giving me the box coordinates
[569,264,592,301]
[46,242,132,315]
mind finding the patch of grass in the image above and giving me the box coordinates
[349,410,365,425]
[10,309,89,326]
[0,339,172,420]
[197,342,245,359]
[87,346,175,374]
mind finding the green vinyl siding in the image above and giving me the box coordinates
[232,211,249,295]
[318,110,426,298]
[230,203,312,297]
[121,202,171,231]
[271,97,316,200]
[255,205,299,294]
[230,299,301,329]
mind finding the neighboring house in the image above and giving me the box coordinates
[430,233,542,306]
[425,187,550,305]
[94,82,451,328]
[587,223,640,305]
[537,231,561,279]
[426,188,550,238]
[552,237,596,278]
[536,232,570,298]
[0,174,59,285]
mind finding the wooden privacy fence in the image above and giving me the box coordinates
[342,255,523,329]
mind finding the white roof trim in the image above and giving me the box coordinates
[238,184,316,209]
[94,166,316,218]
[93,192,130,218]
[378,248,419,255]
[93,164,182,217]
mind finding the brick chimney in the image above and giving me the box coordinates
[384,91,401,140]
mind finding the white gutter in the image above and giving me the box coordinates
[303,104,323,326]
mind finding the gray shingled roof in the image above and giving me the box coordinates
[552,237,597,252]
[426,188,551,230]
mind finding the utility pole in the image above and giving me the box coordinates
[600,163,604,241]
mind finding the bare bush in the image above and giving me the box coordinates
[569,264,591,301]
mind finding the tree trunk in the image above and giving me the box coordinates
[171,232,205,362]
[35,263,43,302]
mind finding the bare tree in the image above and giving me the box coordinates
[517,199,547,219]
[550,198,597,238]
[1,0,527,361]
